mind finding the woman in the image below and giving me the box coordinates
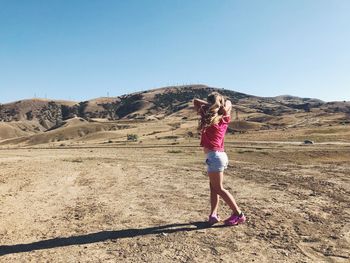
[194,92,246,226]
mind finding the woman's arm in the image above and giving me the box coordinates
[193,98,208,113]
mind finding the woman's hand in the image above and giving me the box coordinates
[193,98,208,113]
[223,100,232,116]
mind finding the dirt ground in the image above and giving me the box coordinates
[0,142,349,262]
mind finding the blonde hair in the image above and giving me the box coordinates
[199,92,226,130]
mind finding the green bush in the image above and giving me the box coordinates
[127,134,138,142]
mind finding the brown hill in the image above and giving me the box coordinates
[0,122,30,140]
[1,85,349,146]
[0,117,134,146]
[0,85,253,123]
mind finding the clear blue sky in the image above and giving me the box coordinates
[1,0,349,103]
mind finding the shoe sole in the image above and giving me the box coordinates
[224,218,246,226]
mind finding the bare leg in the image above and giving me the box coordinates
[208,171,241,215]
[209,182,219,215]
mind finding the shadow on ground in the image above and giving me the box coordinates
[0,221,227,256]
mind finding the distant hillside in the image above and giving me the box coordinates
[1,85,349,141]
[0,85,249,125]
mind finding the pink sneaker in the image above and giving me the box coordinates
[208,214,220,225]
[224,212,246,226]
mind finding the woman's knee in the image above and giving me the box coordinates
[212,186,226,195]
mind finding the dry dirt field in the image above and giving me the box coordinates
[0,140,349,262]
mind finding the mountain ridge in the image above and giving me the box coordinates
[0,85,349,143]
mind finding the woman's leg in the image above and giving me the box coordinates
[208,171,241,215]
[209,182,219,215]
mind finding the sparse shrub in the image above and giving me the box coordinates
[61,105,72,120]
[162,135,179,140]
[187,131,194,138]
[78,101,88,117]
[26,110,33,120]
[167,150,182,153]
[116,94,143,118]
[259,151,269,155]
[169,122,181,130]
[63,158,83,162]
[127,134,138,142]
[237,150,254,154]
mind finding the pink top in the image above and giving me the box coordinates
[200,115,231,151]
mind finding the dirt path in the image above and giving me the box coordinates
[0,146,349,262]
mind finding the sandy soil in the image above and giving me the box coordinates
[0,143,349,262]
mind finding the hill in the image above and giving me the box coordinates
[0,85,349,146]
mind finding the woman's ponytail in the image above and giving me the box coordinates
[199,92,226,131]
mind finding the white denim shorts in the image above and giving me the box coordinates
[205,151,229,173]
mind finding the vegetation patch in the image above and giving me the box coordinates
[167,149,182,153]
[127,134,138,142]
[237,150,254,154]
[63,158,83,163]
